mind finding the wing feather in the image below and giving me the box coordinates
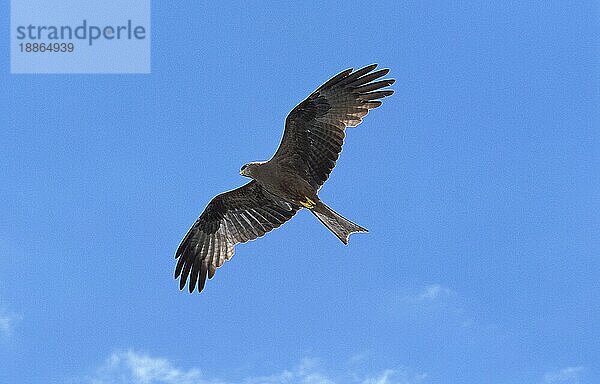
[270,64,394,189]
[175,181,299,293]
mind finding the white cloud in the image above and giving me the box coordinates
[394,284,487,334]
[416,285,453,301]
[0,308,20,338]
[543,366,584,384]
[0,314,11,336]
[402,284,454,303]
[81,351,426,384]
[84,350,209,384]
[362,369,427,384]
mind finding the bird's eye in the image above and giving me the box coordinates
[241,165,247,172]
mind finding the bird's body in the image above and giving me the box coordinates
[175,64,394,293]
[242,161,318,208]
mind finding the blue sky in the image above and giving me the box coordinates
[1,1,598,383]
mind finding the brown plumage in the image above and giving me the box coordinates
[175,64,394,293]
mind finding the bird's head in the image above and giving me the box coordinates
[240,162,264,178]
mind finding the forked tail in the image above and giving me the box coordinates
[311,202,368,244]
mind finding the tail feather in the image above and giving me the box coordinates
[311,202,368,244]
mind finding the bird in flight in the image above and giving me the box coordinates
[175,64,394,293]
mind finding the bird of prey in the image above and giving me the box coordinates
[175,64,394,293]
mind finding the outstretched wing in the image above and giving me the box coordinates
[271,64,394,190]
[175,181,299,293]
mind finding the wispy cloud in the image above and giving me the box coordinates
[240,357,335,384]
[361,368,427,384]
[0,314,12,336]
[83,350,207,384]
[415,285,453,301]
[0,306,20,338]
[402,284,454,303]
[80,351,426,384]
[392,284,488,333]
[543,366,584,384]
